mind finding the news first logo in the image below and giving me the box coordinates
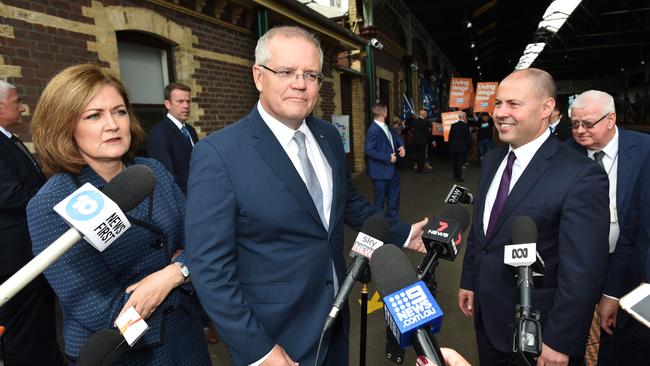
[383,281,443,347]
[54,183,131,252]
[350,233,383,259]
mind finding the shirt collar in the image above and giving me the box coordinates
[166,113,186,130]
[257,101,307,149]
[588,127,618,159]
[509,128,551,167]
[374,120,387,127]
[0,126,12,139]
[549,118,561,129]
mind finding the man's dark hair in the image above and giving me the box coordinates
[164,83,191,101]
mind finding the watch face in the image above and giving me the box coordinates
[180,264,189,278]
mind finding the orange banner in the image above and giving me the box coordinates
[449,77,473,109]
[473,82,499,112]
[441,112,462,142]
[431,122,444,136]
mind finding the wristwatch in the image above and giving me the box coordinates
[176,262,190,280]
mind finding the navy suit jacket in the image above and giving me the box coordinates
[364,122,402,180]
[448,121,471,153]
[0,134,45,276]
[567,130,650,321]
[460,135,610,356]
[147,116,198,194]
[185,107,410,365]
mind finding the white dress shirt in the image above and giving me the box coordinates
[374,120,394,151]
[587,127,619,253]
[483,129,551,234]
[166,113,194,147]
[0,126,13,139]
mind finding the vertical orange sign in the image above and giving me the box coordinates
[449,78,473,109]
[441,111,461,142]
[473,82,499,112]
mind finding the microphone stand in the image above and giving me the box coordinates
[358,265,371,366]
[512,266,542,366]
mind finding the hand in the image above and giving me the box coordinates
[398,146,406,158]
[440,348,470,366]
[406,217,429,253]
[117,264,184,320]
[261,345,298,366]
[390,153,397,163]
[457,289,474,316]
[598,295,619,335]
[536,343,569,366]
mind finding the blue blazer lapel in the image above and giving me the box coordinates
[306,118,339,235]
[616,132,637,214]
[487,137,556,243]
[248,110,325,228]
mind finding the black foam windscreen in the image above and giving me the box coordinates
[361,215,390,242]
[102,165,156,212]
[370,244,418,297]
[511,216,538,245]
[76,329,127,366]
[440,204,470,231]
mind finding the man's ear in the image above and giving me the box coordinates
[252,65,263,93]
[163,99,171,111]
[541,97,555,120]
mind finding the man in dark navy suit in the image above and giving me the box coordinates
[448,111,471,182]
[548,104,571,141]
[185,26,427,366]
[0,81,63,365]
[364,102,405,224]
[568,90,650,365]
[458,69,610,366]
[147,83,199,194]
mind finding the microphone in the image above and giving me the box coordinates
[77,329,128,366]
[371,244,445,364]
[322,215,389,332]
[417,205,470,288]
[0,165,156,307]
[504,216,545,366]
[444,184,474,204]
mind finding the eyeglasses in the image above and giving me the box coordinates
[570,112,610,129]
[259,65,324,86]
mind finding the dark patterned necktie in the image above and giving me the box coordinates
[593,150,605,169]
[486,151,516,237]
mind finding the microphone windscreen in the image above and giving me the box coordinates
[103,165,156,212]
[440,204,470,231]
[360,215,389,242]
[370,244,418,296]
[76,329,127,366]
[511,216,537,245]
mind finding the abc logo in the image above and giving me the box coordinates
[65,191,104,221]
[511,248,529,259]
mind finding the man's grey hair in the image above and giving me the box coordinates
[571,90,616,115]
[255,26,324,69]
[0,80,16,102]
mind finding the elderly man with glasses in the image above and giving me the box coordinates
[569,89,650,365]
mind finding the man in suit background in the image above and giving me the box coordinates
[409,109,431,173]
[457,69,610,366]
[0,81,63,365]
[147,83,199,194]
[185,26,427,366]
[448,111,471,182]
[568,90,650,365]
[548,104,571,141]
[364,103,405,224]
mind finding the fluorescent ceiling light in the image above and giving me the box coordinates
[515,42,546,70]
[538,0,582,33]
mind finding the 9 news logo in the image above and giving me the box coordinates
[388,284,436,326]
[65,190,104,221]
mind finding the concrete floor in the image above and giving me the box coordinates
[206,158,481,365]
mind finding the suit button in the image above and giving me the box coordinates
[325,280,333,286]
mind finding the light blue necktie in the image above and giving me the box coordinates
[382,124,395,151]
[181,125,192,144]
[293,131,327,229]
